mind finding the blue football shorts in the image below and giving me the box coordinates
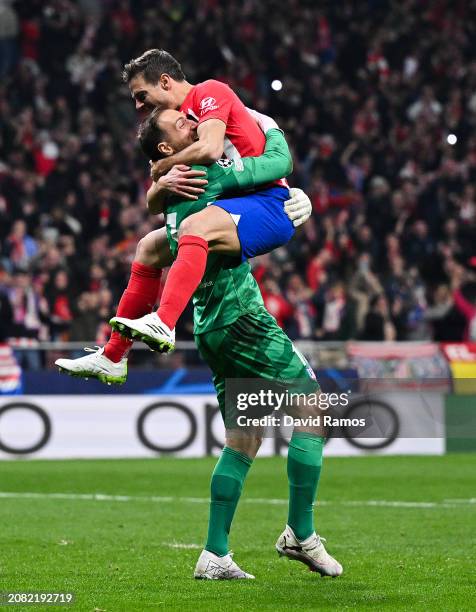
[212,186,294,261]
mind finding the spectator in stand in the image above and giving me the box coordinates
[7,269,47,369]
[0,263,22,393]
[315,282,356,340]
[404,220,435,267]
[2,220,38,271]
[451,264,476,342]
[260,276,294,332]
[306,249,331,293]
[0,265,13,341]
[407,86,442,125]
[285,274,316,339]
[0,0,18,78]
[423,284,464,342]
[68,291,101,347]
[349,253,383,332]
[360,294,396,341]
[45,269,73,340]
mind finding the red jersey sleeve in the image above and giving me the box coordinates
[193,80,234,126]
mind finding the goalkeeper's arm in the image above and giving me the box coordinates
[214,128,293,193]
[211,126,312,228]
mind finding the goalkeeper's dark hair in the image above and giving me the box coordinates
[138,108,167,161]
[123,49,185,84]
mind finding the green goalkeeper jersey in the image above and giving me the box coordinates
[164,129,291,334]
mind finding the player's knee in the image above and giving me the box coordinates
[226,435,263,459]
[135,234,156,263]
[178,215,208,240]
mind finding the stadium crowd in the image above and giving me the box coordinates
[1,0,476,367]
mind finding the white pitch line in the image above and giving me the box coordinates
[163,542,201,550]
[0,491,472,509]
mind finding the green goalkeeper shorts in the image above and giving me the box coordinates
[195,308,319,426]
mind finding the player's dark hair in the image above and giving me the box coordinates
[138,108,167,161]
[122,49,185,84]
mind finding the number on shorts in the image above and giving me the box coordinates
[166,212,178,236]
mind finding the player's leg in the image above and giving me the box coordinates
[196,429,262,579]
[156,187,294,332]
[205,427,263,557]
[154,205,239,332]
[193,329,261,580]
[55,229,172,383]
[212,311,326,551]
[264,335,342,576]
[106,228,172,359]
[277,425,341,576]
[113,187,294,353]
[200,309,342,576]
[106,206,239,353]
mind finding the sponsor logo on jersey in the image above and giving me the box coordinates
[200,96,217,110]
[199,96,219,116]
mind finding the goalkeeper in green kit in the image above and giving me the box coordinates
[142,107,342,580]
[58,106,343,580]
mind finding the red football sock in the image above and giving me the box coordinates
[104,261,162,363]
[157,234,208,329]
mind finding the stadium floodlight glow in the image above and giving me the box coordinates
[447,134,457,145]
[271,79,283,91]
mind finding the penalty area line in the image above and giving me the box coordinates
[0,491,472,509]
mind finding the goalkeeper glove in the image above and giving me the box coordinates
[284,187,312,227]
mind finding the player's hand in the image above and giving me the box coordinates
[157,164,208,200]
[284,187,312,227]
[150,157,176,181]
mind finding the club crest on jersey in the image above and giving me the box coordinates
[200,96,219,115]
[216,158,233,168]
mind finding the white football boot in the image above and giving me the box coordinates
[276,525,343,577]
[55,347,128,385]
[109,313,175,354]
[194,550,255,580]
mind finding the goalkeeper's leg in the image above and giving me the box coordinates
[277,403,343,576]
[194,431,262,580]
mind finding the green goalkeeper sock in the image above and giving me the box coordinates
[287,431,325,541]
[205,446,253,557]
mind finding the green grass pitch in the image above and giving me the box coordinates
[0,454,475,611]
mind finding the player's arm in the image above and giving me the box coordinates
[150,119,225,181]
[211,125,312,227]
[151,80,235,180]
[211,129,293,195]
[147,165,208,215]
[146,181,167,215]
